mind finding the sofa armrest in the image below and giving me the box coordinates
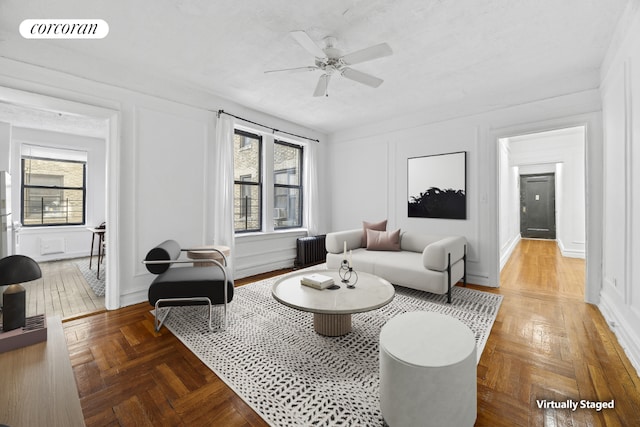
[422,236,467,271]
[326,229,363,253]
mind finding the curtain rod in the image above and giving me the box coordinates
[217,109,320,143]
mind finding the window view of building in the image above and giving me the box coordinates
[22,157,86,226]
[233,129,304,233]
[234,130,262,232]
[274,141,302,229]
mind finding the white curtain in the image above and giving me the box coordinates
[213,114,236,268]
[303,142,320,236]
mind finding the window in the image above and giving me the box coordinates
[274,141,303,229]
[21,157,86,226]
[234,130,262,232]
[233,129,305,233]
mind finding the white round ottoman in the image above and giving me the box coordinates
[379,312,477,427]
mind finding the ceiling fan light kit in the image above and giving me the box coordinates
[265,30,393,97]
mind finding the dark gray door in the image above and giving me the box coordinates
[520,174,556,239]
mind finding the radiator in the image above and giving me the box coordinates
[40,238,65,255]
[295,235,327,268]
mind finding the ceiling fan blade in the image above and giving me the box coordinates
[341,67,383,88]
[313,74,330,97]
[290,30,326,58]
[342,43,393,65]
[264,66,318,74]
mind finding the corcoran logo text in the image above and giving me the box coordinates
[20,19,109,39]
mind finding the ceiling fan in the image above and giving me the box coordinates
[265,30,393,97]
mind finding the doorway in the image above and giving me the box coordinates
[0,85,120,310]
[498,126,586,291]
[520,173,556,239]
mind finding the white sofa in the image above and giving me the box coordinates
[326,229,467,302]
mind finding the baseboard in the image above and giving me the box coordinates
[236,259,296,280]
[31,250,90,263]
[500,234,521,271]
[598,292,640,379]
[466,273,492,287]
[557,239,585,259]
[119,287,149,308]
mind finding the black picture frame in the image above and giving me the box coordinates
[407,151,466,219]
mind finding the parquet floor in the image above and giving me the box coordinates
[476,239,640,426]
[61,242,640,426]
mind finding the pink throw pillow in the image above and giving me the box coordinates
[366,229,401,251]
[362,219,387,247]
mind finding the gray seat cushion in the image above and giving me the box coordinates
[148,266,234,307]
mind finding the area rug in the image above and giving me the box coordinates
[160,272,503,426]
[74,258,105,297]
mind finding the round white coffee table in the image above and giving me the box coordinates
[272,270,395,336]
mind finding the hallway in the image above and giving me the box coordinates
[475,238,639,426]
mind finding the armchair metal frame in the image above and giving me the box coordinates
[143,248,229,332]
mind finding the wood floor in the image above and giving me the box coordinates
[61,241,640,426]
[0,257,105,322]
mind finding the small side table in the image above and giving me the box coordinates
[87,227,106,279]
[186,245,231,267]
[379,312,477,427]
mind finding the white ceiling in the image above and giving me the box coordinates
[0,102,108,138]
[0,0,629,134]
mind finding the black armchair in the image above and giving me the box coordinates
[143,240,233,332]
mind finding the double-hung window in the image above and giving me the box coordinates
[234,130,262,232]
[273,140,302,229]
[233,129,304,233]
[21,156,86,226]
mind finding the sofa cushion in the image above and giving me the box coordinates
[400,233,445,253]
[366,229,401,251]
[374,253,451,293]
[148,266,234,306]
[326,247,466,295]
[362,219,387,247]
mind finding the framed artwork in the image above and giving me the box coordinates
[407,151,466,219]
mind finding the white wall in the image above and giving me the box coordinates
[9,127,107,262]
[498,138,520,269]
[0,121,10,171]
[0,57,326,308]
[507,127,586,258]
[598,1,640,376]
[327,91,602,288]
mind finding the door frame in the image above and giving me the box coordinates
[0,85,121,310]
[490,113,602,304]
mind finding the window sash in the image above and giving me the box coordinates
[21,157,87,226]
[234,130,263,232]
[274,140,303,230]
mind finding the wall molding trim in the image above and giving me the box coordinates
[557,239,586,259]
[599,292,640,378]
[500,234,521,271]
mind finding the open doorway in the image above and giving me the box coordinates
[498,126,586,277]
[0,86,120,313]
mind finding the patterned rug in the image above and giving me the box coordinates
[161,271,503,426]
[74,258,105,297]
